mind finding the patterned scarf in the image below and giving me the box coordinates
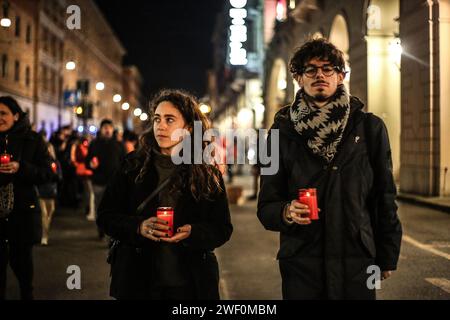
[290,85,351,163]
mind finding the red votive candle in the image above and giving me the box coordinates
[157,207,174,237]
[51,162,58,174]
[298,188,319,220]
[0,153,11,165]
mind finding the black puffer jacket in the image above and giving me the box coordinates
[97,151,233,299]
[0,114,55,244]
[257,97,402,299]
[86,137,126,186]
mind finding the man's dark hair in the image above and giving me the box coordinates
[289,38,346,76]
[100,119,113,129]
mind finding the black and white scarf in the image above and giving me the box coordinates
[290,85,351,163]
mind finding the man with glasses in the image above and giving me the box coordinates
[257,38,402,299]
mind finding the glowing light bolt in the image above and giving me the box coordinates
[95,82,105,91]
[140,113,148,121]
[113,94,122,103]
[133,108,142,117]
[229,0,248,66]
[0,18,11,28]
[66,61,76,70]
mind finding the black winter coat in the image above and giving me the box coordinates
[97,151,233,300]
[0,115,55,244]
[86,137,126,186]
[257,97,402,299]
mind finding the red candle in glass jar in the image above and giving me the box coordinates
[157,207,174,237]
[0,153,11,165]
[51,162,58,174]
[91,156,99,167]
[298,188,319,220]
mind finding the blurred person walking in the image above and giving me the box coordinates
[0,96,55,300]
[50,125,78,207]
[123,130,138,154]
[86,119,126,240]
[37,130,61,246]
[71,136,95,221]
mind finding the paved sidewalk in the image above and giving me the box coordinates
[398,193,450,214]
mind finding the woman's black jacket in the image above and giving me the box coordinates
[97,151,233,299]
[0,115,55,244]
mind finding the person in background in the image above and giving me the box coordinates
[71,135,95,221]
[50,125,78,207]
[0,96,54,300]
[37,130,61,246]
[86,119,126,240]
[123,130,139,154]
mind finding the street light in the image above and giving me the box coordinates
[95,82,105,91]
[140,113,148,121]
[113,94,122,103]
[133,108,142,117]
[65,61,76,70]
[1,0,10,28]
[121,102,130,110]
[75,106,83,115]
[0,17,10,27]
[199,103,212,114]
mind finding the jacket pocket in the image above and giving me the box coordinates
[359,226,376,258]
[188,251,220,300]
[277,226,318,260]
[110,245,151,299]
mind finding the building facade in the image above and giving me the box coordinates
[210,0,266,135]
[122,65,144,132]
[0,0,142,135]
[0,0,37,118]
[262,0,450,197]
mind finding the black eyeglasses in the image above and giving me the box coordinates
[301,65,341,78]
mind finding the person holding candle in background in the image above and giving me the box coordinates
[97,89,232,300]
[37,130,62,246]
[85,119,126,240]
[257,39,402,300]
[0,96,55,300]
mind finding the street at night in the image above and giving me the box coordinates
[1,0,450,306]
[4,174,450,300]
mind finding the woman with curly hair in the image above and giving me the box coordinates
[97,89,233,300]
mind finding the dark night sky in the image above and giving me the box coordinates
[94,0,224,102]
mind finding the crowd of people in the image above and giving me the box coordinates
[0,95,141,300]
[0,37,402,302]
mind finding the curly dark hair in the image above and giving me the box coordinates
[289,38,346,76]
[135,89,223,201]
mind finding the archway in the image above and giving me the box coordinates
[366,0,401,182]
[329,15,351,90]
